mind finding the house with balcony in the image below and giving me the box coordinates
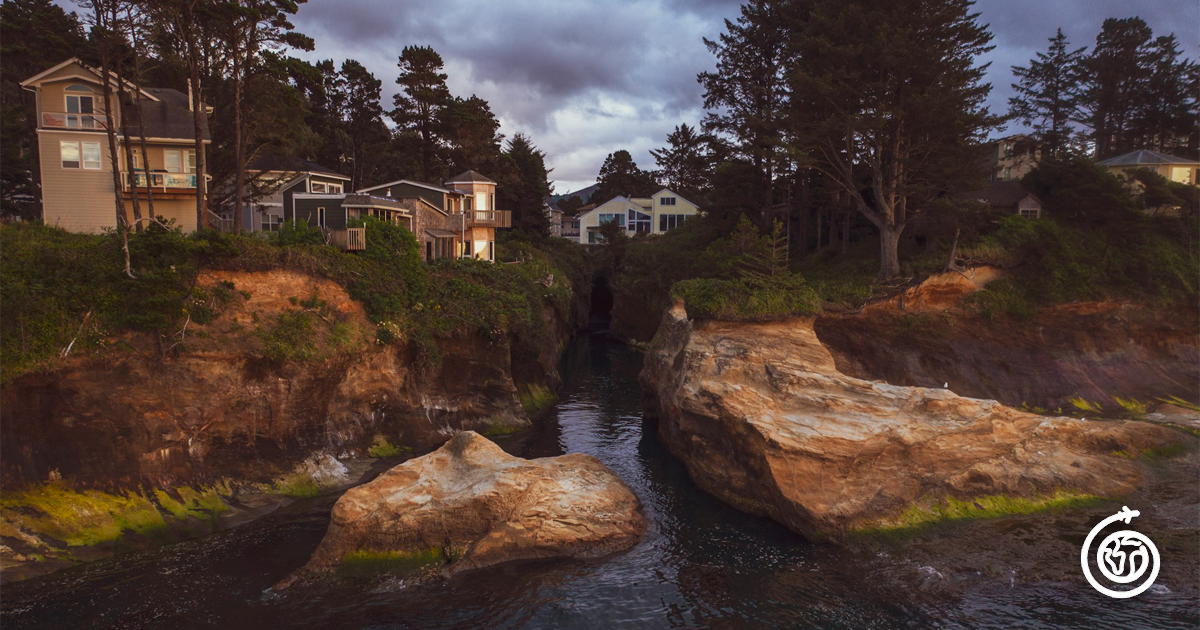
[20,58,211,233]
[357,170,511,261]
[576,189,698,244]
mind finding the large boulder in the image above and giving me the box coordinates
[280,432,644,586]
[640,300,1188,540]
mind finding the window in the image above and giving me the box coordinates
[261,213,283,232]
[659,214,688,231]
[317,207,326,227]
[64,85,96,128]
[1019,207,1039,219]
[464,196,473,212]
[60,141,80,168]
[659,196,676,206]
[81,142,101,170]
[311,182,326,193]
[164,149,196,173]
[327,182,343,194]
[599,213,625,227]
[628,209,651,233]
[1002,167,1012,180]
[588,231,601,244]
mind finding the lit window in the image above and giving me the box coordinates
[82,142,101,170]
[64,85,96,128]
[60,141,80,168]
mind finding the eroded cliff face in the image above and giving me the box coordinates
[640,301,1190,540]
[0,269,537,490]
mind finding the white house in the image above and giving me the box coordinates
[577,188,699,244]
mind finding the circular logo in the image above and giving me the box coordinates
[1081,506,1161,599]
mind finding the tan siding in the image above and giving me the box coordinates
[39,131,120,233]
[149,199,198,233]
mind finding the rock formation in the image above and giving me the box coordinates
[280,431,645,586]
[640,300,1188,540]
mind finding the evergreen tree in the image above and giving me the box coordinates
[698,0,789,225]
[650,123,713,202]
[1134,34,1199,155]
[442,95,504,175]
[339,59,388,191]
[788,0,1001,279]
[498,133,552,236]
[1077,17,1153,159]
[591,150,658,203]
[1008,28,1086,157]
[392,45,451,182]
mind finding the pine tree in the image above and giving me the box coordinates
[788,0,1001,280]
[498,133,552,236]
[339,60,387,191]
[1009,28,1086,157]
[442,95,504,175]
[1134,34,1199,155]
[650,123,713,202]
[591,150,658,203]
[698,0,789,225]
[392,46,451,182]
[1077,18,1153,159]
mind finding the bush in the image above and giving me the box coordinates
[673,274,821,320]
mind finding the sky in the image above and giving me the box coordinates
[57,0,1199,193]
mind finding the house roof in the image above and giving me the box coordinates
[359,179,451,195]
[247,153,348,178]
[20,58,160,103]
[445,170,496,184]
[1096,149,1200,167]
[956,181,1042,209]
[120,88,211,142]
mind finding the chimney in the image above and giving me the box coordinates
[187,83,194,111]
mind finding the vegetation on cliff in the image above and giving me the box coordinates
[0,218,585,382]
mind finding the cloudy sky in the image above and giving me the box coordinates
[286,0,1196,193]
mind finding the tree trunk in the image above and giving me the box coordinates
[841,205,850,255]
[132,48,154,220]
[233,44,245,233]
[93,5,133,278]
[184,4,208,230]
[114,54,143,232]
[877,224,902,279]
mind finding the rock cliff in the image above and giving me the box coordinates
[640,300,1188,540]
[0,269,546,489]
[280,431,645,586]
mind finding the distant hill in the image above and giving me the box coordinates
[551,183,599,204]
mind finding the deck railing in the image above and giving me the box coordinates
[125,172,197,189]
[330,227,366,251]
[206,210,235,233]
[41,112,107,130]
[463,209,512,228]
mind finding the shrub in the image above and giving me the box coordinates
[673,274,821,320]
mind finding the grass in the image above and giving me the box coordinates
[855,489,1105,539]
[366,435,412,458]
[672,275,822,320]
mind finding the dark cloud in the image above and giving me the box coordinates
[293,1,1200,191]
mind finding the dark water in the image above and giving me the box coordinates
[3,335,1197,629]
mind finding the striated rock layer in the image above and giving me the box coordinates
[640,300,1187,540]
[281,431,645,586]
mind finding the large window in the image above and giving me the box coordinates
[628,209,651,233]
[598,213,625,227]
[311,181,344,194]
[659,196,676,206]
[261,212,283,232]
[659,214,688,232]
[164,149,196,173]
[64,85,96,128]
[61,141,101,170]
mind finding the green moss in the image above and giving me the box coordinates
[366,435,412,458]
[517,382,556,415]
[854,490,1105,538]
[1137,441,1192,463]
[0,481,231,547]
[338,547,445,577]
[480,422,527,438]
[269,472,323,498]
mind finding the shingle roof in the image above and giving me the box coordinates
[1096,150,1200,167]
[119,88,210,141]
[445,170,496,184]
[247,153,348,178]
[955,181,1041,209]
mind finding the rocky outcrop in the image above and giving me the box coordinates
[640,300,1188,540]
[0,269,529,489]
[280,431,645,586]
